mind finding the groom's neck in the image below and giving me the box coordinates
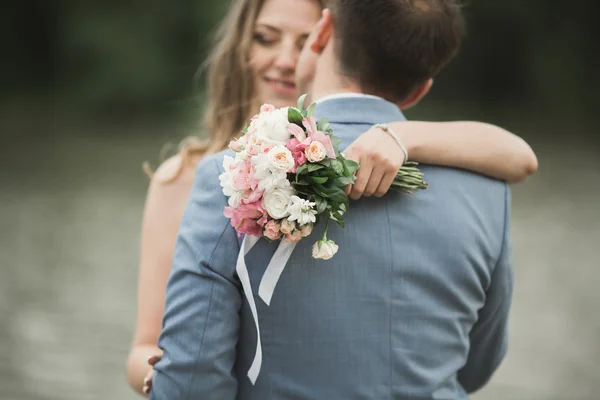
[310,45,362,102]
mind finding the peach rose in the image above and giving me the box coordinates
[284,230,303,243]
[300,224,313,238]
[280,219,296,235]
[264,220,282,241]
[304,141,327,163]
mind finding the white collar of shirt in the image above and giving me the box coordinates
[314,92,383,104]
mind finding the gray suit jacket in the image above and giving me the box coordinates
[151,96,514,400]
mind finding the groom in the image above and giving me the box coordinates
[151,0,513,399]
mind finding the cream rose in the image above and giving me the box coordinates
[312,239,339,260]
[305,141,327,163]
[262,187,294,220]
[267,145,295,172]
[284,230,303,243]
[280,219,296,235]
[300,224,313,238]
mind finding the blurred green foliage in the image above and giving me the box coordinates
[3,1,599,124]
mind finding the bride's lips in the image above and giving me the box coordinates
[264,77,296,95]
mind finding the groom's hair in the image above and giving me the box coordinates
[328,0,465,103]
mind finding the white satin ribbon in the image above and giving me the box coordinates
[236,236,297,384]
[236,235,261,384]
[258,240,297,305]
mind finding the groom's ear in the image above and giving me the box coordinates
[310,9,334,54]
[397,78,434,110]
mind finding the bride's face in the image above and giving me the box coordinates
[249,0,321,109]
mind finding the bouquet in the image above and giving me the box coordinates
[220,94,427,260]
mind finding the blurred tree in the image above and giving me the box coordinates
[2,1,597,126]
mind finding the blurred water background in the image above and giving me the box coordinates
[1,1,599,399]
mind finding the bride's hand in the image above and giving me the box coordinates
[343,125,405,199]
[142,353,162,396]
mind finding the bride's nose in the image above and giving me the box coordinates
[274,40,298,72]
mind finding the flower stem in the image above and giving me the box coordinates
[322,218,330,241]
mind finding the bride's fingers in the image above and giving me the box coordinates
[375,170,396,197]
[363,166,385,197]
[148,355,161,366]
[350,162,372,200]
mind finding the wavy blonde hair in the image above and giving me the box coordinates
[147,0,326,182]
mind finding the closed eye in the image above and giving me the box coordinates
[254,33,276,46]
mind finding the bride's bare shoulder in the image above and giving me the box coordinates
[144,153,207,217]
[152,152,206,187]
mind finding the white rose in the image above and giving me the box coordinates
[263,186,294,219]
[305,141,327,163]
[251,108,290,144]
[312,239,339,260]
[267,145,295,172]
[287,195,317,225]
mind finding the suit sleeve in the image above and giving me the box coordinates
[458,185,514,394]
[150,156,241,400]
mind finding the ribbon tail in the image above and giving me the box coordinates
[236,235,261,384]
[258,241,297,306]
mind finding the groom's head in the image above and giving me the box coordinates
[297,0,465,107]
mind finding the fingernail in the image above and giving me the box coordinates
[143,386,149,394]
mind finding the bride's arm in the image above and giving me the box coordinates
[390,121,538,183]
[126,155,197,396]
[343,121,537,199]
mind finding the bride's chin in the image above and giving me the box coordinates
[268,96,297,109]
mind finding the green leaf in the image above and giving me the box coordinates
[330,212,345,228]
[317,117,330,131]
[338,176,356,186]
[314,185,330,198]
[328,187,348,204]
[311,176,329,184]
[288,107,304,125]
[308,163,325,172]
[330,159,344,175]
[315,196,327,214]
[296,94,308,110]
[319,159,331,168]
[331,135,342,149]
[306,102,316,117]
[344,160,360,174]
[295,164,309,176]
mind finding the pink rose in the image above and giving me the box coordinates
[260,104,276,113]
[286,137,311,172]
[264,220,282,241]
[284,230,303,243]
[224,202,267,237]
